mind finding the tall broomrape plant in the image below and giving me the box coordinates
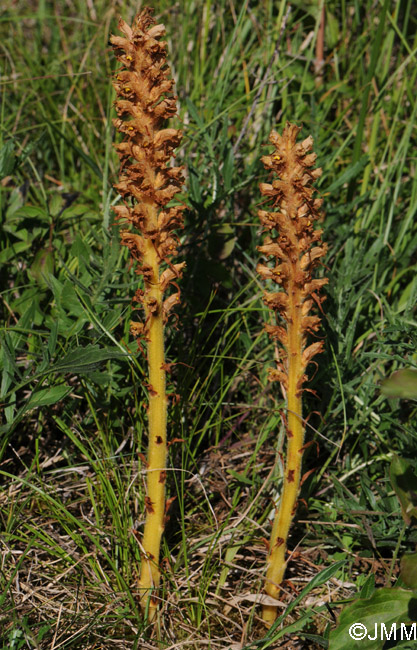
[111,7,184,620]
[257,123,327,624]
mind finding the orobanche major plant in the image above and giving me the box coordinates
[111,7,185,621]
[257,124,327,624]
[111,8,327,625]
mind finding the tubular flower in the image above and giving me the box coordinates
[257,123,327,624]
[111,7,184,621]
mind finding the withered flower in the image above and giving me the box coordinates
[257,123,327,624]
[111,7,184,621]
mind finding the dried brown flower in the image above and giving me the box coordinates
[111,7,185,332]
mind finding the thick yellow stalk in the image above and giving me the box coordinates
[263,283,304,623]
[138,238,167,619]
[257,123,327,623]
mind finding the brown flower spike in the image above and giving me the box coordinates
[257,123,327,624]
[111,7,184,620]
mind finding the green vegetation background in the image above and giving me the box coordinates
[0,0,416,648]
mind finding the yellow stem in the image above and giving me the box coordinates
[262,281,304,624]
[138,235,168,621]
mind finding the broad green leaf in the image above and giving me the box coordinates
[24,385,72,412]
[329,588,417,650]
[390,456,417,525]
[28,249,54,289]
[47,321,59,357]
[60,281,84,317]
[381,369,417,400]
[401,553,417,589]
[71,234,92,264]
[49,274,64,303]
[84,370,114,386]
[49,193,64,217]
[326,9,340,49]
[0,335,17,396]
[0,241,31,265]
[0,141,16,178]
[1,336,17,424]
[11,206,49,221]
[5,187,24,220]
[53,344,127,374]
[4,394,16,425]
